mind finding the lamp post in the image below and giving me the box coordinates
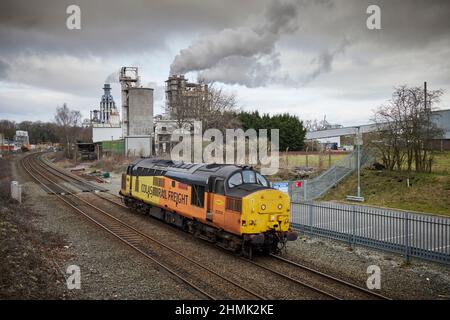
[346,126,364,202]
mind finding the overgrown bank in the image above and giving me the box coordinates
[0,156,68,299]
[322,166,450,216]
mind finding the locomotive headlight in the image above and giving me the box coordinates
[249,220,256,225]
[261,204,266,210]
[278,204,283,210]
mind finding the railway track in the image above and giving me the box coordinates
[267,254,390,300]
[243,254,390,300]
[21,153,265,300]
[22,152,391,300]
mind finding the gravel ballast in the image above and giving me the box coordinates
[14,157,200,299]
[12,156,450,299]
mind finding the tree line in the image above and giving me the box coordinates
[0,104,91,157]
[239,111,307,151]
[165,84,307,151]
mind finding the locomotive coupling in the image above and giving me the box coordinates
[286,230,298,241]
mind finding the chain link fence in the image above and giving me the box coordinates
[290,148,374,202]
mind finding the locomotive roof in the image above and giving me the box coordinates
[131,158,254,185]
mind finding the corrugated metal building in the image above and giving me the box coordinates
[431,109,450,151]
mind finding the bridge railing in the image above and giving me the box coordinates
[289,148,374,202]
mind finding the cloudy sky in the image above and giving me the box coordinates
[1,0,449,126]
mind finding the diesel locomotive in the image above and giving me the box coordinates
[119,159,297,257]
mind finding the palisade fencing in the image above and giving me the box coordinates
[290,201,450,264]
[290,148,374,202]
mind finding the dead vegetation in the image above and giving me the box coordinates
[90,154,132,173]
[0,157,69,299]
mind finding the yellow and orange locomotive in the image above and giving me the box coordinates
[120,159,297,256]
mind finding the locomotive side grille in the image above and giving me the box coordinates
[153,177,164,187]
[226,197,242,213]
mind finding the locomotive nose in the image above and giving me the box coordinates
[254,190,291,231]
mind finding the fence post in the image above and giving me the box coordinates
[309,203,313,233]
[404,212,410,263]
[351,206,356,247]
[303,179,307,202]
[10,181,22,203]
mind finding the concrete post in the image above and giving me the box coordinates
[10,181,22,203]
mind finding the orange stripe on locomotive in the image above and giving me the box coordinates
[127,174,242,235]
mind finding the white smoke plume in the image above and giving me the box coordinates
[170,0,307,87]
[170,0,352,88]
[105,69,121,84]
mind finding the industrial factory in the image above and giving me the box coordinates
[88,67,208,158]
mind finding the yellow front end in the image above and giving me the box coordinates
[240,189,291,235]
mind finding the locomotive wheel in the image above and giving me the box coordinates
[242,243,253,259]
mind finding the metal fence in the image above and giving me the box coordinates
[290,148,374,202]
[291,201,450,264]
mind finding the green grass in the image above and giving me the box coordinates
[280,153,348,169]
[322,168,450,216]
[431,152,450,174]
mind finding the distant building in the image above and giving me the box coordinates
[90,84,117,124]
[165,75,210,120]
[431,109,450,151]
[120,67,153,157]
[154,119,195,155]
[91,84,122,143]
[317,136,340,150]
[14,130,29,148]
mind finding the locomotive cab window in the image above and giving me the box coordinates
[228,170,269,188]
[214,179,225,195]
[228,172,242,188]
[242,170,256,184]
[256,172,269,187]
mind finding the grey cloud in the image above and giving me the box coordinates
[0,59,10,79]
[302,37,353,86]
[0,0,263,57]
[1,0,450,123]
[147,82,165,101]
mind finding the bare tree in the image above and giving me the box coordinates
[55,103,82,158]
[197,84,240,132]
[168,82,240,132]
[370,85,444,173]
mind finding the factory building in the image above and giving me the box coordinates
[120,67,153,157]
[91,83,122,143]
[154,119,195,155]
[165,75,210,120]
[90,84,116,124]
